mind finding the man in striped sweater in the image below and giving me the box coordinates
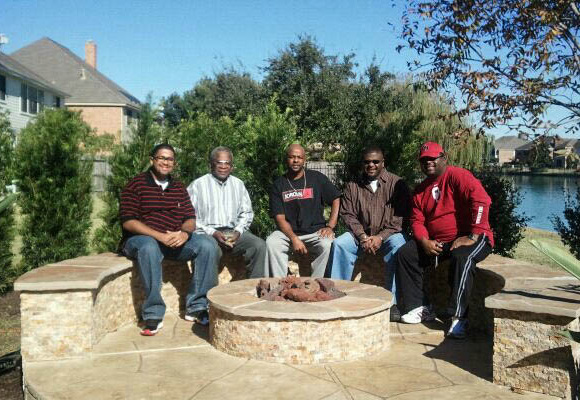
[187,146,267,279]
[120,144,218,336]
[396,142,494,339]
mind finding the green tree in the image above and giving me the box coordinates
[398,0,580,134]
[93,98,166,252]
[477,172,530,257]
[262,36,357,144]
[15,109,93,271]
[340,77,489,186]
[529,139,553,168]
[162,69,265,126]
[552,186,580,259]
[0,111,16,293]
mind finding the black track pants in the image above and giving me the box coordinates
[396,235,492,318]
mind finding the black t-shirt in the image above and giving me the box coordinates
[270,169,340,235]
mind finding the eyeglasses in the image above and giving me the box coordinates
[214,160,232,166]
[419,156,443,164]
[363,159,383,165]
[152,156,175,163]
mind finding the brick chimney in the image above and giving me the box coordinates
[85,40,97,69]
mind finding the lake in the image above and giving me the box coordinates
[509,175,580,232]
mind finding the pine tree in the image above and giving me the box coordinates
[15,109,93,271]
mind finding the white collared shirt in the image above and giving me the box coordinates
[187,173,254,235]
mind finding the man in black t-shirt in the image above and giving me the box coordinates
[267,144,341,277]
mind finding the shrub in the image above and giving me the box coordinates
[477,172,529,257]
[0,110,16,293]
[235,103,297,237]
[552,186,580,259]
[15,109,94,271]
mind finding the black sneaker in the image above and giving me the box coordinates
[140,319,163,336]
[185,310,209,326]
[390,304,402,322]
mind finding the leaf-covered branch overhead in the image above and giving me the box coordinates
[398,0,580,133]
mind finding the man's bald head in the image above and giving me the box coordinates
[286,144,306,176]
[286,143,305,157]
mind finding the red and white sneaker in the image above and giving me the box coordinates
[140,320,163,336]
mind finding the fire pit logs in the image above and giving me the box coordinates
[256,277,346,302]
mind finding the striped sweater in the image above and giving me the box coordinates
[119,170,195,245]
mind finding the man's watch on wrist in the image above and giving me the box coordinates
[468,233,479,241]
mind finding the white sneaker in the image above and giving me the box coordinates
[400,306,436,324]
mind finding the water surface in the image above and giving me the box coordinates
[509,175,579,232]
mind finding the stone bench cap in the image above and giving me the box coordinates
[477,254,576,289]
[208,278,392,320]
[485,284,580,318]
[14,253,134,291]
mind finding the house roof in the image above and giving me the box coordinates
[494,136,529,150]
[11,37,140,109]
[554,138,579,150]
[0,52,68,97]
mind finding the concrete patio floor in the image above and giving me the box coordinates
[23,312,558,400]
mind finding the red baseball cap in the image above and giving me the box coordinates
[419,142,444,159]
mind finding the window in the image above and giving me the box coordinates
[21,83,27,112]
[28,86,38,114]
[54,96,61,108]
[38,90,44,112]
[0,75,5,101]
[125,108,134,125]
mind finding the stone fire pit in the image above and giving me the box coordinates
[208,278,392,364]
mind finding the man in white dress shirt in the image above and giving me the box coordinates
[187,146,267,278]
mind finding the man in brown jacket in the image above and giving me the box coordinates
[328,146,410,320]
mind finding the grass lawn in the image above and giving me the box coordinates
[512,227,569,270]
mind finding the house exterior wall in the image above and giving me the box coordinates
[68,105,123,142]
[497,149,516,165]
[0,74,63,134]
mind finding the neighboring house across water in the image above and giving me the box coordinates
[493,135,530,165]
[498,134,580,168]
[553,138,580,169]
[11,37,140,143]
[0,51,68,133]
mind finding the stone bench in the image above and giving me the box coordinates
[13,251,396,362]
[485,279,580,398]
[14,249,580,398]
[422,254,579,398]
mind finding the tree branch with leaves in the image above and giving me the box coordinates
[398,0,580,134]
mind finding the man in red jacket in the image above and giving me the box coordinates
[396,142,493,339]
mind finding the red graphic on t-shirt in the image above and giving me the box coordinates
[283,188,313,202]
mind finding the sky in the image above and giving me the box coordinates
[0,0,409,103]
[0,0,573,138]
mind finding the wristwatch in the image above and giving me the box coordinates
[468,233,479,241]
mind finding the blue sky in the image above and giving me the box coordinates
[1,0,409,103]
[1,0,573,137]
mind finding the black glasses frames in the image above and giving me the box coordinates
[152,156,176,163]
[363,159,383,165]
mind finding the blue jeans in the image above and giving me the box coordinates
[123,233,219,321]
[329,232,406,303]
